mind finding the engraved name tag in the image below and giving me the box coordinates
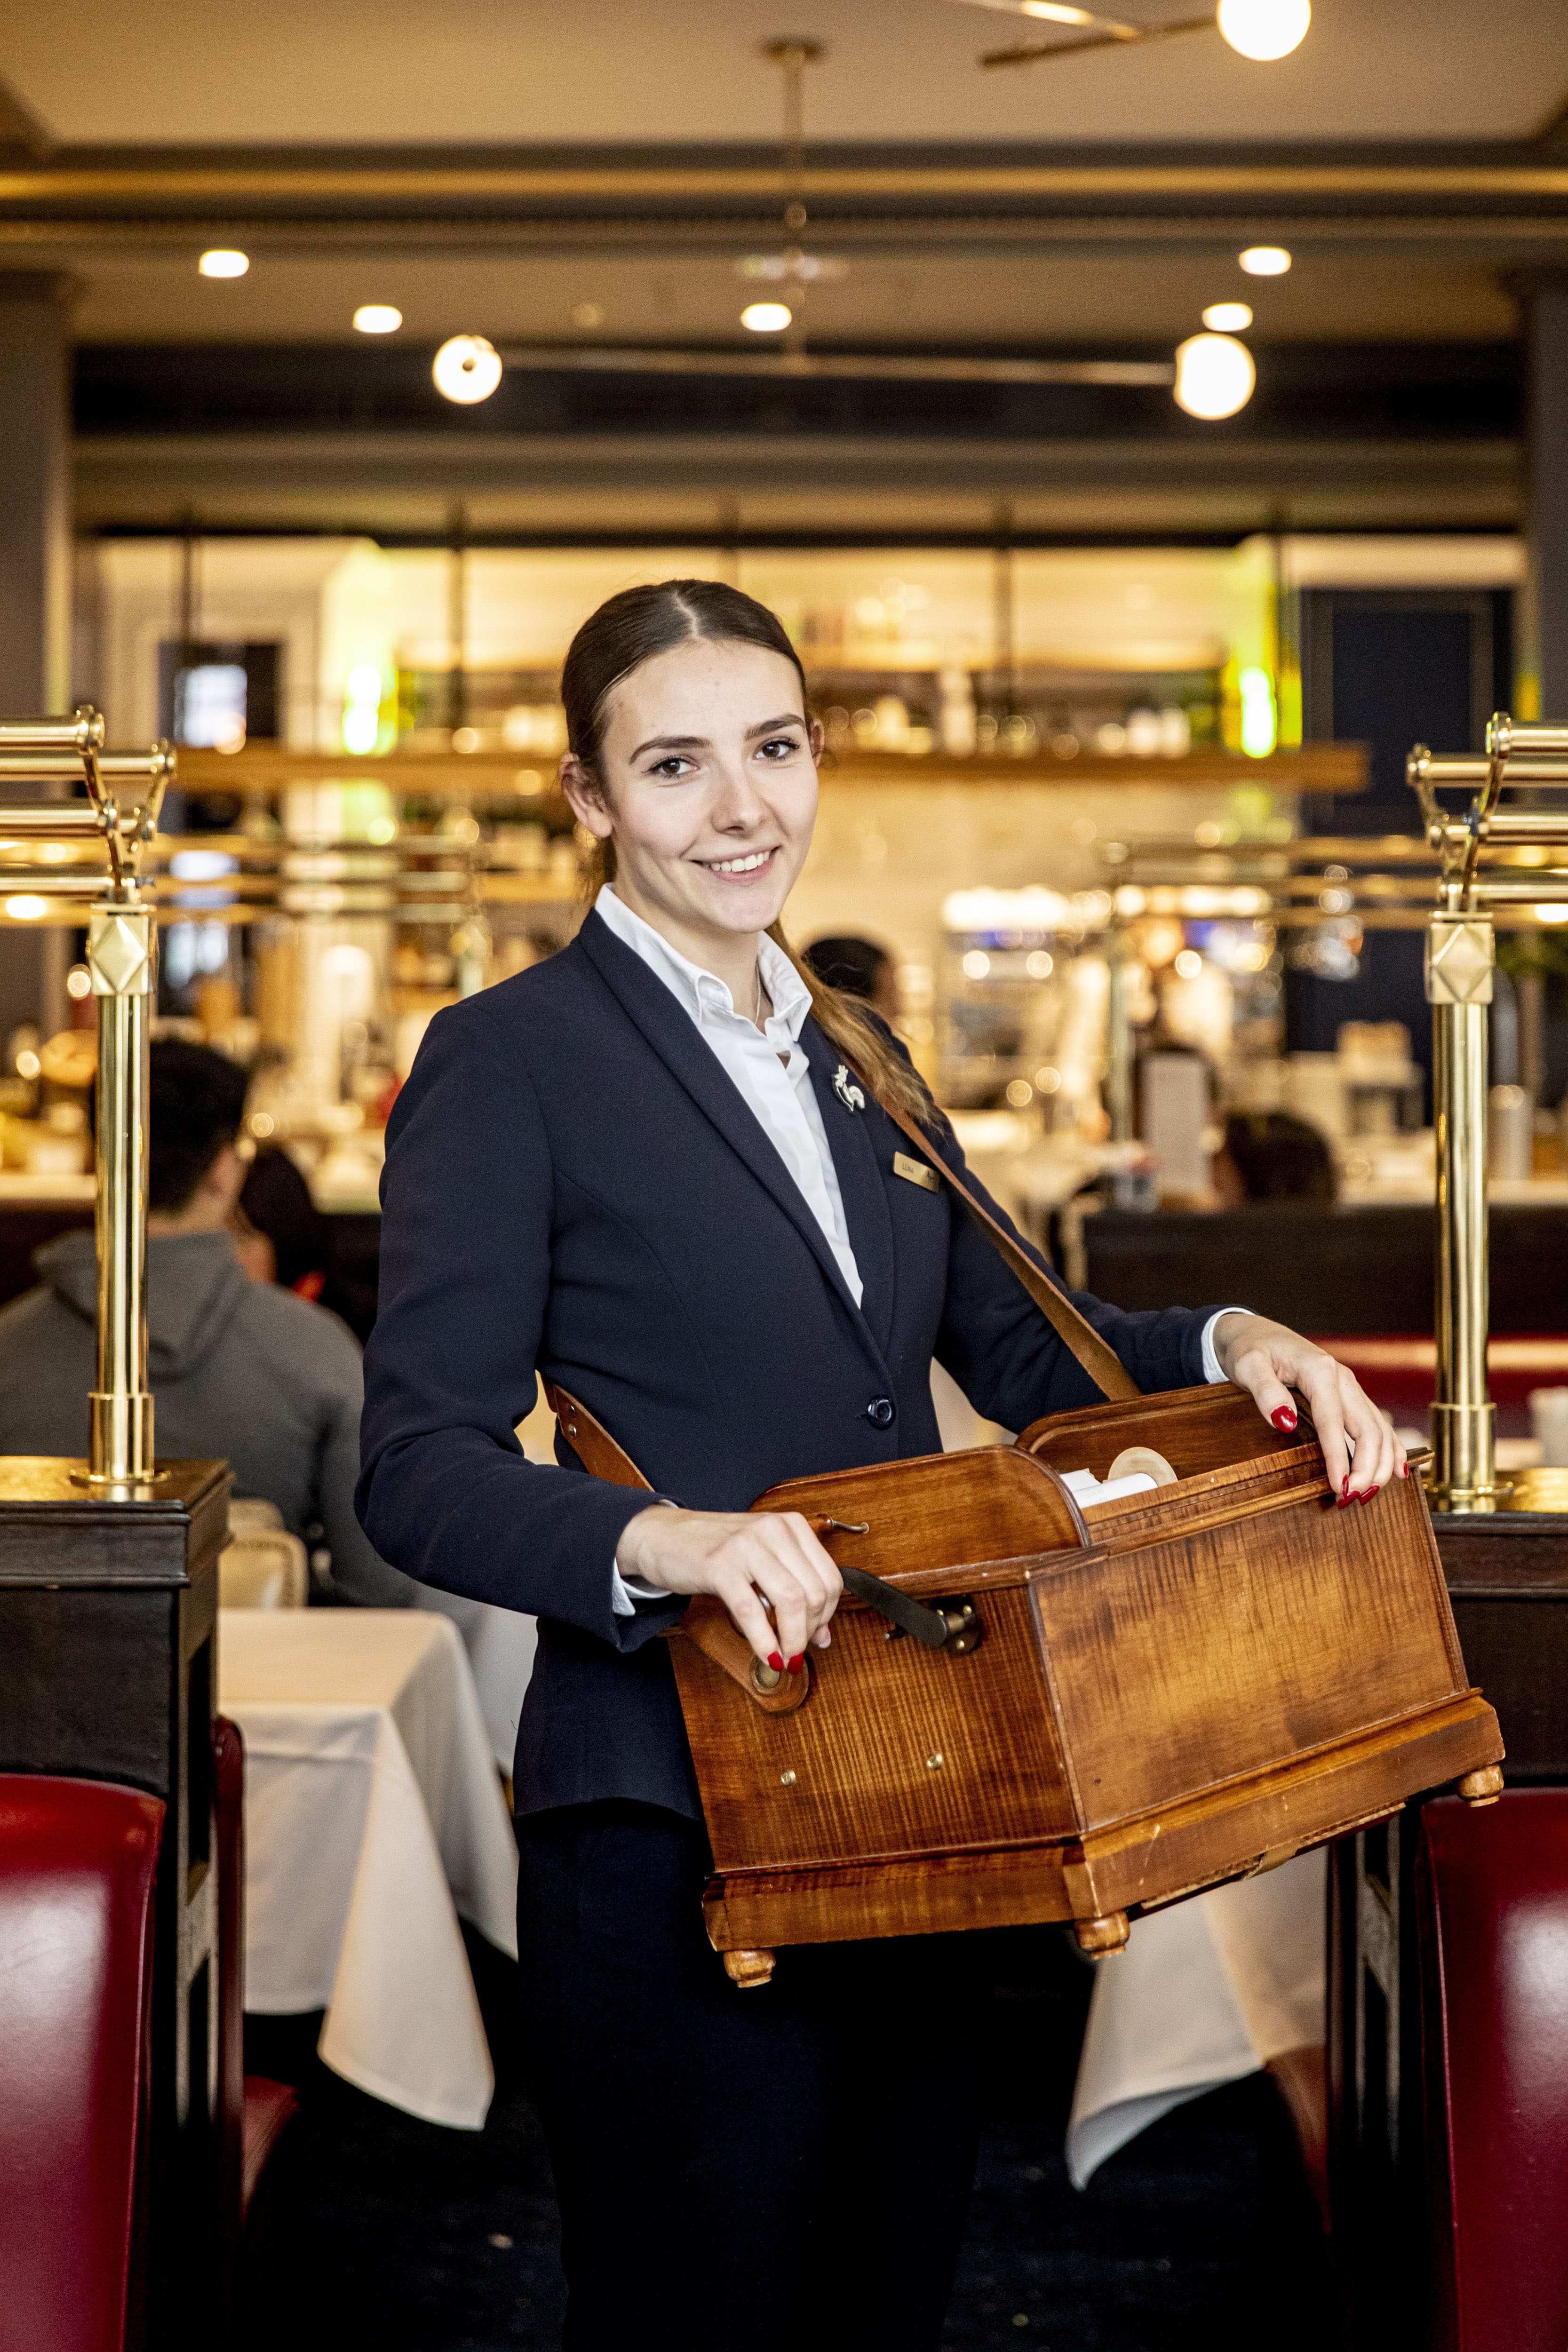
[892,1152,940,1192]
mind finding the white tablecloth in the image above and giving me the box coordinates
[414,1589,538,1775]
[1066,1851,1326,2188]
[219,1609,519,2130]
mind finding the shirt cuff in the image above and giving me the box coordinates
[612,1498,677,1616]
[1201,1309,1251,1384]
[611,1565,670,1616]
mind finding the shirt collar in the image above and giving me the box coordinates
[596,885,813,1043]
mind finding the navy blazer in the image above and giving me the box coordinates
[358,910,1222,1820]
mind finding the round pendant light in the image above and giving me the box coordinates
[432,335,503,405]
[1216,0,1311,62]
[1173,333,1257,421]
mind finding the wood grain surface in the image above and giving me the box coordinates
[673,1388,1505,1958]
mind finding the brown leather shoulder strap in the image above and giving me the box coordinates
[854,1072,1141,1404]
[542,1380,652,1490]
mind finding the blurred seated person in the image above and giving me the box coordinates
[1213,1111,1338,1206]
[0,1041,414,1606]
[233,1142,331,1299]
[803,933,902,1025]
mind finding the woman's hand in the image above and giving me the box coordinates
[1212,1312,1408,1503]
[617,1506,842,1672]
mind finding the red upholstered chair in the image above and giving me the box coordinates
[213,1712,297,2322]
[0,1774,165,2352]
[1417,1791,1568,2352]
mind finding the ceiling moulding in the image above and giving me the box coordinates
[70,433,1522,541]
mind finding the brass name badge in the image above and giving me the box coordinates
[892,1152,940,1193]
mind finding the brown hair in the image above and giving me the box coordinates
[560,578,932,1125]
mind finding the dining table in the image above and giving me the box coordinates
[219,1607,519,2130]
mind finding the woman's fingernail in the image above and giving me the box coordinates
[787,1654,805,1675]
[767,1651,784,1671]
[1400,1462,1409,1479]
[1271,1407,1297,1432]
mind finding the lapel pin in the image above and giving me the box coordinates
[833,1063,866,1114]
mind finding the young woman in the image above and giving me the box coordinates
[358,580,1403,2352]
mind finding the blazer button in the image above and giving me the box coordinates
[866,1397,896,1429]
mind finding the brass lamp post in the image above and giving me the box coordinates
[0,706,172,1485]
[1409,715,1568,1513]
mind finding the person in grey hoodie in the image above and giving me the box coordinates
[0,1039,414,1606]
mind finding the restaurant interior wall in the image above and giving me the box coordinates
[71,526,1528,1017]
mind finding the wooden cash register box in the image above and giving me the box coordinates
[654,1384,1504,1986]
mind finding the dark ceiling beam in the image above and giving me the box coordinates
[5,212,1568,259]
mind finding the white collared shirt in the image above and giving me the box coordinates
[595,885,863,1304]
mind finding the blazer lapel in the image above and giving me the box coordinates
[805,1019,898,1349]
[577,912,869,1328]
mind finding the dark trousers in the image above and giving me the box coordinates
[516,1801,985,2352]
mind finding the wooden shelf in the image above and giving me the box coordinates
[175,742,1367,797]
[821,744,1367,790]
[174,746,564,801]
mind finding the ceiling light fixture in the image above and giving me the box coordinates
[198,249,249,279]
[741,301,793,333]
[1202,302,1253,331]
[1216,0,1310,60]
[432,334,502,404]
[1172,332,1256,420]
[1239,246,1291,276]
[353,305,403,334]
[950,0,1310,71]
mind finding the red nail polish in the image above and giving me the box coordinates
[1400,1462,1409,1479]
[1271,1407,1297,1433]
[1340,1476,1350,1500]
[767,1651,784,1671]
[788,1654,805,1675]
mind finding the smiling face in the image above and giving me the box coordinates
[560,635,821,970]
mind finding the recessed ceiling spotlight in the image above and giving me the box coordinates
[1173,333,1257,421]
[1202,302,1254,332]
[432,334,503,404]
[199,249,249,279]
[1217,0,1310,61]
[353,305,403,335]
[1239,246,1292,277]
[573,301,606,330]
[741,301,792,333]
